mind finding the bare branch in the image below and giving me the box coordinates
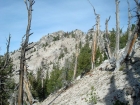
[31,0,35,6]
[2,34,11,70]
[29,32,33,37]
[134,0,140,12]
[24,55,33,61]
[87,0,98,16]
[105,16,111,25]
[25,44,36,51]
[24,0,29,10]
[22,34,26,39]
[92,24,96,29]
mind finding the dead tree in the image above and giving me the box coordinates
[18,0,35,105]
[91,25,96,69]
[115,0,120,70]
[1,35,11,71]
[115,0,120,56]
[73,47,78,80]
[92,6,100,50]
[127,0,132,40]
[115,0,140,70]
[24,65,34,104]
[105,16,112,59]
[0,35,11,105]
[87,0,100,69]
[73,35,80,79]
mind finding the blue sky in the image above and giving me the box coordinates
[0,0,137,55]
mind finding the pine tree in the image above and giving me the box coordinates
[47,68,62,94]
[0,57,15,105]
[77,43,91,76]
[0,35,15,105]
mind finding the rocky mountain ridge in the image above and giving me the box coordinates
[10,29,97,82]
[36,40,140,105]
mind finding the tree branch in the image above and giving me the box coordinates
[1,35,11,70]
[24,55,33,61]
[87,0,98,16]
[25,43,36,51]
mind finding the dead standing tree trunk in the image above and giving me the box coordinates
[73,54,78,80]
[87,0,100,70]
[127,0,132,40]
[18,0,35,105]
[115,0,120,70]
[73,35,80,80]
[105,16,112,59]
[115,0,120,56]
[24,65,34,104]
[91,25,96,70]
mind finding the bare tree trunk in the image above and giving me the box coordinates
[24,65,34,105]
[91,25,96,70]
[91,29,94,70]
[127,0,132,40]
[73,35,80,79]
[87,0,100,70]
[18,0,35,105]
[126,33,138,57]
[115,0,120,56]
[97,15,102,50]
[92,32,97,69]
[115,0,120,70]
[73,52,78,79]
[105,16,112,59]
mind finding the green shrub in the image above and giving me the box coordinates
[85,86,98,105]
[64,47,68,53]
[42,42,48,47]
[59,52,64,59]
[119,64,125,71]
[53,35,60,41]
[109,29,116,52]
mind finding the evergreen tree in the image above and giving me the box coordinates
[47,68,62,94]
[79,41,82,49]
[109,28,116,52]
[120,31,128,49]
[77,43,91,76]
[0,35,15,105]
[0,56,15,105]
[28,68,47,102]
[95,47,101,66]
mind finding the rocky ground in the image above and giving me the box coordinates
[35,44,140,105]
